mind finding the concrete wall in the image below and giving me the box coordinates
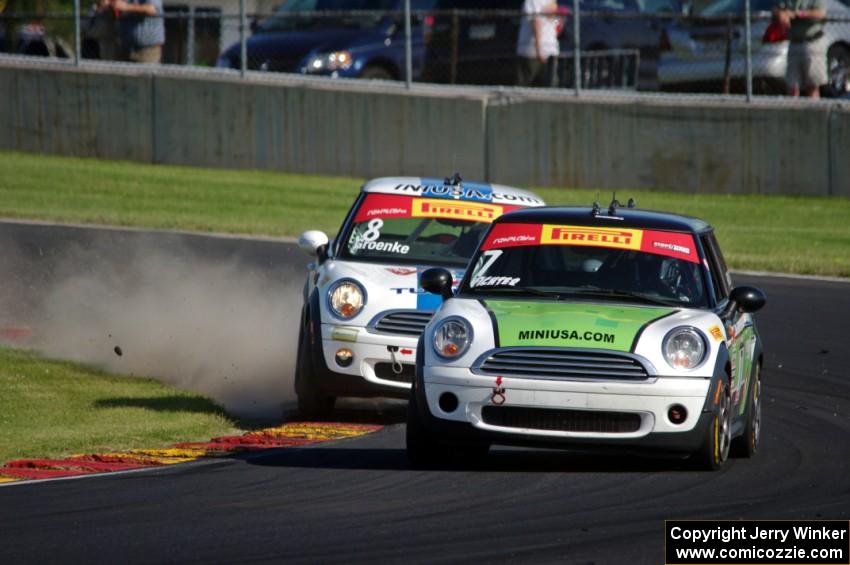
[1,60,847,196]
[0,65,154,162]
[0,63,488,180]
[487,96,841,196]
[829,105,850,197]
[152,74,487,179]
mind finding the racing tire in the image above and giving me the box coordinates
[294,322,335,420]
[824,44,850,99]
[690,378,732,471]
[360,65,395,81]
[406,390,489,470]
[731,364,762,458]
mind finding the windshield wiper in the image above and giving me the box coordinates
[568,288,680,307]
[471,286,562,300]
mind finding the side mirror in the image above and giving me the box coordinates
[729,286,767,314]
[250,18,260,34]
[298,230,329,258]
[420,267,454,301]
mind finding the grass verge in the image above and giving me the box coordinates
[0,347,240,464]
[1,151,848,277]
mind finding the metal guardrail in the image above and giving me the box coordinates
[559,49,640,90]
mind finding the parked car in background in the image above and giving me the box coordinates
[216,0,438,80]
[423,0,683,90]
[659,0,850,97]
[1,22,71,58]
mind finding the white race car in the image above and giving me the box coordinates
[408,202,766,470]
[295,175,545,418]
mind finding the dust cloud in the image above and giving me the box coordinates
[24,236,303,420]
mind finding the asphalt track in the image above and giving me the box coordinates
[1,221,850,564]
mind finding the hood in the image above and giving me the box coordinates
[483,300,676,353]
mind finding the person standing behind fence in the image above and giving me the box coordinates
[112,0,164,64]
[775,0,827,98]
[86,0,120,60]
[516,0,561,87]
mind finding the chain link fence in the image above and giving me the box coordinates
[1,0,848,99]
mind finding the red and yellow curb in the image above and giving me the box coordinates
[0,422,382,484]
[0,326,33,341]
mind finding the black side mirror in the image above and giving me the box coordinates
[250,18,260,34]
[421,268,453,301]
[728,286,767,314]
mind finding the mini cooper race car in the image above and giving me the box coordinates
[295,175,545,418]
[408,201,767,470]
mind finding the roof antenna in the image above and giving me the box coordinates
[444,172,462,186]
[591,193,601,217]
[627,197,636,208]
[608,192,621,216]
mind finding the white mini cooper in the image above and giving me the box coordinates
[295,175,545,418]
[408,202,766,470]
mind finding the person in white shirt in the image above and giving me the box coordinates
[516,0,561,86]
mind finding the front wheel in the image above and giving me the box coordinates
[294,322,335,420]
[360,64,395,81]
[825,45,850,98]
[406,390,489,470]
[406,389,444,469]
[731,364,762,458]
[691,378,732,471]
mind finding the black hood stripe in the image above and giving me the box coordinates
[630,310,679,353]
[479,299,500,349]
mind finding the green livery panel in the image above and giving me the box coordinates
[484,300,676,352]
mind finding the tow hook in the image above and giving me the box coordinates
[387,346,404,375]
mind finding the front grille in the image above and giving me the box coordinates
[478,349,650,381]
[481,406,642,433]
[373,311,434,337]
[374,362,414,384]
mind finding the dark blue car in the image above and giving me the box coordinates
[217,0,438,80]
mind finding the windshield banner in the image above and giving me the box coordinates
[354,194,521,224]
[482,223,699,264]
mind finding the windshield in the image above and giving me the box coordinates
[260,0,397,32]
[339,193,524,267]
[461,222,708,307]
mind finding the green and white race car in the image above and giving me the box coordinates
[408,202,767,470]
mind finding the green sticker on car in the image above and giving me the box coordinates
[484,300,675,352]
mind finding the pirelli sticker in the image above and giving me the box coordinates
[541,225,643,250]
[412,198,504,223]
[482,223,699,263]
[354,194,516,224]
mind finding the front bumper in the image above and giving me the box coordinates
[315,323,419,398]
[419,366,715,454]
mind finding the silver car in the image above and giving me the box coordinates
[658,0,850,96]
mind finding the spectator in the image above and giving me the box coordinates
[112,0,164,64]
[516,0,560,87]
[86,0,120,60]
[775,0,828,98]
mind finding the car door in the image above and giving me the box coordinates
[702,232,757,416]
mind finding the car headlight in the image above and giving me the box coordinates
[662,327,707,370]
[433,317,472,359]
[328,280,365,319]
[305,51,353,73]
